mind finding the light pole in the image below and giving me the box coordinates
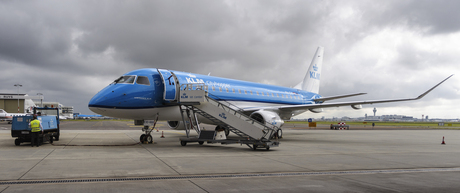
[14,84,22,113]
[37,93,43,107]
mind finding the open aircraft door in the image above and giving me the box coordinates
[157,69,179,101]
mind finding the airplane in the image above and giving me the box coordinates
[0,109,28,124]
[74,114,105,120]
[88,47,453,139]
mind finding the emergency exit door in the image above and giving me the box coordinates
[157,69,178,101]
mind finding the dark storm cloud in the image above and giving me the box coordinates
[0,0,458,117]
[397,0,460,34]
[74,1,243,71]
[0,1,75,68]
[361,0,460,35]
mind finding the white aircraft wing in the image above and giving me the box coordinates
[312,93,367,103]
[242,74,453,112]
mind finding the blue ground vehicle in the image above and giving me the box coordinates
[11,107,60,146]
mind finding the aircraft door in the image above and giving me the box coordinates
[157,69,179,101]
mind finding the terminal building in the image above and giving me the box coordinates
[0,93,40,113]
[0,93,73,119]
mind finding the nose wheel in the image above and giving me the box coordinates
[139,114,159,144]
[140,125,155,144]
[140,134,153,144]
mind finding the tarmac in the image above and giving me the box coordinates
[1,120,460,192]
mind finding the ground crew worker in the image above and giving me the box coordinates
[29,115,43,147]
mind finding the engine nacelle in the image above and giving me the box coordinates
[167,121,186,130]
[308,108,324,113]
[249,110,284,128]
[351,105,362,110]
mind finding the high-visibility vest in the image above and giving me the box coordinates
[30,119,41,132]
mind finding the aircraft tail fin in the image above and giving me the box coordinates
[294,46,324,94]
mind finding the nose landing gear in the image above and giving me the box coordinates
[140,131,153,144]
[139,114,159,144]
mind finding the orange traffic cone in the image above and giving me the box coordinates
[441,136,446,145]
[161,131,165,138]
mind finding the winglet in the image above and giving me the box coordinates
[416,74,454,99]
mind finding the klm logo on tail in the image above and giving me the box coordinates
[309,64,320,80]
[313,64,318,71]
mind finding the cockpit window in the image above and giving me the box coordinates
[136,76,150,85]
[113,75,136,84]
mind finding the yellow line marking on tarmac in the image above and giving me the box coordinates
[91,121,104,127]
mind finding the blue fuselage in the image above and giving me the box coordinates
[88,68,321,120]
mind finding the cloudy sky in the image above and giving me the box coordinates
[1,0,459,119]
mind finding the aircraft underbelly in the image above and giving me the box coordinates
[89,106,183,121]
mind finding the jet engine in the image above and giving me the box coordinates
[351,105,362,110]
[308,108,324,113]
[167,121,186,130]
[249,110,284,138]
[250,110,284,128]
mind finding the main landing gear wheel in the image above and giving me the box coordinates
[180,141,187,146]
[198,141,204,145]
[215,126,230,137]
[253,144,258,150]
[271,129,283,139]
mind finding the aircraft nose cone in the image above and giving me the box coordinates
[88,92,108,107]
[88,85,120,108]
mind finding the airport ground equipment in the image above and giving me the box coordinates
[177,84,280,150]
[11,107,60,146]
[330,122,349,130]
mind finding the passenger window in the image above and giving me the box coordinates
[219,87,222,92]
[261,92,264,96]
[136,76,150,85]
[232,88,235,93]
[226,88,229,93]
[256,91,259,95]
[238,89,241,94]
[250,91,253,95]
[244,90,247,94]
[212,86,215,91]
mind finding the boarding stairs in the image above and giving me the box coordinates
[177,83,280,150]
